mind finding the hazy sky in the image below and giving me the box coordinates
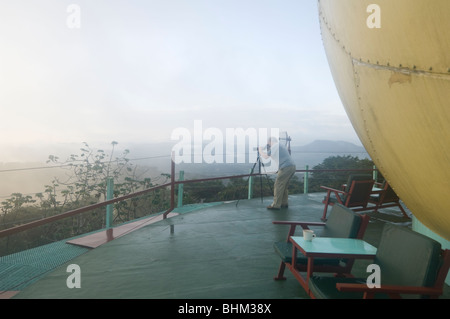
[0,0,361,162]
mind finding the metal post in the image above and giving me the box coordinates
[106,177,114,229]
[178,170,184,208]
[372,165,378,181]
[170,152,175,211]
[248,169,253,199]
[304,165,309,194]
[164,151,176,220]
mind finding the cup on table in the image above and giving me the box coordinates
[303,229,316,241]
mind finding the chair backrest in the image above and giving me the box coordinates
[380,182,400,203]
[343,174,373,193]
[345,180,375,206]
[320,204,362,238]
[375,224,442,288]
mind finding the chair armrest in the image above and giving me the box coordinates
[320,186,346,194]
[374,182,384,187]
[336,283,443,298]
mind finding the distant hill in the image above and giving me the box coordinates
[289,140,370,170]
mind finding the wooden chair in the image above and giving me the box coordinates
[273,204,370,281]
[320,174,375,221]
[308,223,450,299]
[369,181,410,218]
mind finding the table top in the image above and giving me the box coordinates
[290,237,377,258]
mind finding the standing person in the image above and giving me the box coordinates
[258,137,296,210]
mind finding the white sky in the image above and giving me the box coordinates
[0,0,361,162]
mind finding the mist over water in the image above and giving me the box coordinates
[0,140,369,199]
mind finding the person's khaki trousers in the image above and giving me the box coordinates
[271,165,296,208]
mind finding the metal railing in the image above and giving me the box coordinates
[0,158,376,240]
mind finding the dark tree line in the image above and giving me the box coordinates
[180,155,375,203]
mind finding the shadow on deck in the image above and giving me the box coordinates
[4,193,449,299]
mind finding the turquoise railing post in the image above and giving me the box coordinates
[304,165,309,194]
[106,177,114,229]
[248,169,253,199]
[372,165,378,181]
[177,170,184,208]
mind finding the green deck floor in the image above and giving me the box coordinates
[4,193,449,299]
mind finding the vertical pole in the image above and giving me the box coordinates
[170,152,175,211]
[248,169,253,199]
[372,165,378,181]
[178,170,184,208]
[164,151,176,220]
[106,177,114,229]
[169,152,175,233]
[171,152,175,210]
[304,165,309,194]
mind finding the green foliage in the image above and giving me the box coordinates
[182,180,226,204]
[0,142,171,256]
[308,155,374,192]
[46,141,129,204]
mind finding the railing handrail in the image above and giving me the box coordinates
[0,163,376,239]
[0,182,171,238]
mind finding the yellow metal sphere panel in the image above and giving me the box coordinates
[318,0,450,239]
